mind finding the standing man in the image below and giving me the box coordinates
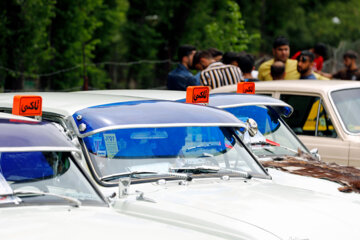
[258,36,300,80]
[317,50,360,80]
[297,51,317,80]
[167,45,200,90]
[192,50,243,89]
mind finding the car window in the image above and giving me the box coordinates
[225,105,308,157]
[331,88,360,134]
[280,94,337,138]
[83,126,268,181]
[0,152,106,206]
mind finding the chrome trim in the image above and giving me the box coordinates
[77,122,247,138]
[0,146,80,152]
[328,88,360,136]
[217,102,293,116]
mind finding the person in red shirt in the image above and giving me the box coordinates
[291,43,327,71]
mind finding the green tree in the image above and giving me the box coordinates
[183,0,253,52]
[123,0,252,88]
[0,0,55,91]
[93,0,129,88]
[42,0,104,90]
[237,0,360,56]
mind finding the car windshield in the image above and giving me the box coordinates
[225,105,308,157]
[83,126,267,183]
[0,151,105,207]
[331,88,360,134]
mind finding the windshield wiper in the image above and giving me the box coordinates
[101,171,158,182]
[101,171,192,182]
[10,190,81,207]
[169,165,220,174]
[251,141,298,155]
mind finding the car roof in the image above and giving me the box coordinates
[254,80,360,94]
[73,100,246,137]
[208,93,293,116]
[0,112,78,152]
[75,89,293,116]
[0,92,146,116]
[210,80,360,95]
[76,89,185,101]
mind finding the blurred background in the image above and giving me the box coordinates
[1,0,360,91]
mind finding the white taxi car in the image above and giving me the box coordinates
[0,112,229,240]
[79,89,360,195]
[0,93,282,240]
[1,92,360,239]
[212,80,360,166]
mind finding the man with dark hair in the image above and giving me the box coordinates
[258,36,300,80]
[297,51,317,80]
[222,52,239,66]
[271,61,286,80]
[167,45,200,90]
[317,50,360,80]
[207,48,223,62]
[192,50,243,89]
[237,54,258,82]
[291,42,327,71]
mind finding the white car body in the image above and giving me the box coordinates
[212,80,360,167]
[0,112,235,240]
[1,93,360,240]
[76,89,360,197]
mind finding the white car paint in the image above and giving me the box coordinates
[2,93,360,239]
[212,80,360,166]
[0,112,268,240]
[1,206,235,240]
[73,89,360,197]
[110,177,360,240]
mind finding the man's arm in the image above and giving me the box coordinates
[314,70,333,79]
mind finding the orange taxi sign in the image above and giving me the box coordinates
[186,86,210,104]
[12,95,42,116]
[237,82,255,94]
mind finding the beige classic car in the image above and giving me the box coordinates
[211,80,360,167]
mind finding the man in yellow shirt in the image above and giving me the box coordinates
[258,36,300,80]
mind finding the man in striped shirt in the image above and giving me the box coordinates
[193,50,243,89]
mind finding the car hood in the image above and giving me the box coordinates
[112,178,360,240]
[0,205,235,240]
[267,168,360,199]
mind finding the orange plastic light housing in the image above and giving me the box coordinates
[237,82,255,94]
[12,95,42,116]
[186,86,210,104]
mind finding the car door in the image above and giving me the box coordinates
[279,94,350,165]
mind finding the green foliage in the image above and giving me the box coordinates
[0,0,55,90]
[44,0,105,90]
[2,0,360,90]
[199,1,252,52]
[238,0,360,55]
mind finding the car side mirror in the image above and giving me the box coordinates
[246,118,258,137]
[310,148,321,161]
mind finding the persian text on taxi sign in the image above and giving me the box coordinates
[21,100,40,113]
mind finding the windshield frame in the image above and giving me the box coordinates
[329,87,360,136]
[0,150,108,208]
[223,104,310,157]
[80,126,270,187]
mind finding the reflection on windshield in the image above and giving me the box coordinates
[331,88,360,134]
[225,105,307,157]
[83,126,267,181]
[0,152,105,206]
